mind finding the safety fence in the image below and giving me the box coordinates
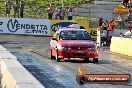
[0,17,130,41]
[0,17,97,40]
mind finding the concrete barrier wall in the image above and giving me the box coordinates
[0,45,45,88]
[110,37,132,57]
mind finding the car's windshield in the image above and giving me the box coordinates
[60,30,91,40]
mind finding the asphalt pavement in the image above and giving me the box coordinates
[0,34,132,88]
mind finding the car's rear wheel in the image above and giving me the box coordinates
[93,58,98,63]
[56,50,61,62]
[50,50,55,59]
[84,58,89,62]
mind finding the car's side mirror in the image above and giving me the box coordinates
[52,38,58,41]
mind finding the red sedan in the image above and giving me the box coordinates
[50,28,98,62]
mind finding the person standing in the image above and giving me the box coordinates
[55,6,60,19]
[122,0,129,7]
[101,30,106,46]
[5,0,11,17]
[102,20,108,30]
[20,0,24,18]
[47,4,54,20]
[13,0,20,18]
[127,9,132,22]
[106,20,115,46]
[59,7,65,20]
[118,14,125,29]
[67,8,73,20]
[127,0,132,8]
[98,17,103,27]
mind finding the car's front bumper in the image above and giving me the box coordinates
[58,50,98,59]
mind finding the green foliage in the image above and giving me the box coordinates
[0,0,91,18]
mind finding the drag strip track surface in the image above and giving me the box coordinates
[0,35,132,88]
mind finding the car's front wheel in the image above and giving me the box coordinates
[93,58,98,63]
[50,50,55,59]
[56,50,61,62]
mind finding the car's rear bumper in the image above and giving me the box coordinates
[58,50,98,59]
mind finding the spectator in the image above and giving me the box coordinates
[111,20,116,31]
[55,6,60,19]
[20,0,24,18]
[127,9,132,22]
[106,20,115,45]
[13,0,20,18]
[102,20,108,30]
[127,0,132,8]
[47,4,54,20]
[123,22,132,38]
[67,8,73,20]
[122,27,132,38]
[122,0,129,7]
[101,31,107,46]
[59,7,65,20]
[118,14,125,29]
[124,30,132,37]
[5,0,11,17]
[98,17,103,27]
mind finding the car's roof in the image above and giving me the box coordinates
[58,28,86,32]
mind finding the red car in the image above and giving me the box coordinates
[50,28,98,62]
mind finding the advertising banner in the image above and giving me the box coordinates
[50,20,97,40]
[0,17,50,35]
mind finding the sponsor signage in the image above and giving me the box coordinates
[50,20,97,40]
[77,74,131,85]
[76,67,131,85]
[0,17,50,35]
[51,22,77,32]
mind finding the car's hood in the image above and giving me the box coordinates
[59,40,96,47]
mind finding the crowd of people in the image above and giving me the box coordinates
[5,1,73,20]
[99,12,132,46]
[5,0,24,18]
[47,4,73,20]
[98,17,116,46]
[99,18,115,31]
